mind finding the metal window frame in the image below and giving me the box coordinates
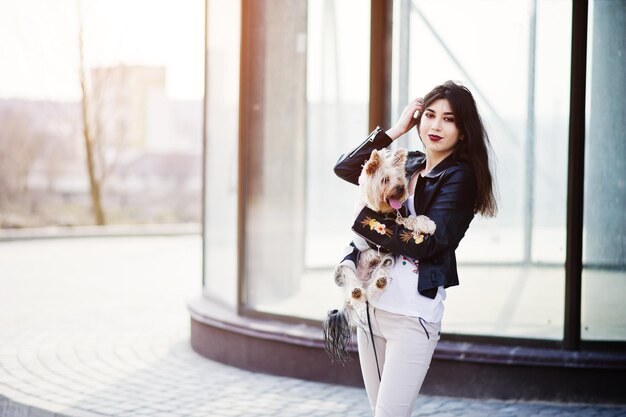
[236,0,253,314]
[369,0,393,132]
[564,0,587,351]
[201,0,209,290]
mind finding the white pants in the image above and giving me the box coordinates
[357,304,441,417]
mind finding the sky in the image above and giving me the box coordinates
[0,0,574,115]
[0,0,205,101]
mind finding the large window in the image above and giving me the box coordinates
[581,0,626,342]
[203,0,240,307]
[238,0,371,317]
[394,0,572,340]
[202,0,625,346]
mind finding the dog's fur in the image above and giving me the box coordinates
[323,148,436,362]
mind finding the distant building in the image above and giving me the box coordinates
[90,65,166,151]
[0,65,202,226]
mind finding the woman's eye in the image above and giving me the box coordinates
[425,113,434,118]
[445,117,455,123]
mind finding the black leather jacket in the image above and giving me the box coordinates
[334,127,477,299]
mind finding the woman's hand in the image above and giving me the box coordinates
[385,98,424,140]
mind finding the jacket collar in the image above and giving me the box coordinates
[406,151,457,179]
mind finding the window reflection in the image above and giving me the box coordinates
[242,0,370,317]
[401,0,572,339]
[203,0,240,306]
[581,0,626,341]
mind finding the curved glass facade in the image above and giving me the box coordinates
[239,0,371,318]
[397,0,572,340]
[202,0,625,346]
[202,0,240,307]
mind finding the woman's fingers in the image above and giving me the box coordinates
[403,98,422,116]
[403,99,421,117]
[388,97,424,139]
[400,99,422,124]
[411,98,423,119]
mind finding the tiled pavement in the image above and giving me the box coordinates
[1,235,625,417]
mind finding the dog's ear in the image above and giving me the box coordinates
[364,150,381,175]
[392,148,408,167]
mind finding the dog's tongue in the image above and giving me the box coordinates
[389,198,402,210]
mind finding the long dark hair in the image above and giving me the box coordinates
[417,80,498,217]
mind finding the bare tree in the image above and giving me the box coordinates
[77,4,131,225]
[78,14,105,225]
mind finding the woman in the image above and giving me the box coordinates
[334,81,497,417]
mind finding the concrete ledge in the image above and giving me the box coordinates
[432,339,626,369]
[0,223,200,241]
[188,296,626,404]
[188,296,363,386]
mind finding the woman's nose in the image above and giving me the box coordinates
[431,117,442,130]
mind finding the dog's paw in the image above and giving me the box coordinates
[334,264,355,287]
[375,276,387,289]
[367,267,389,301]
[366,277,387,301]
[349,288,367,312]
[333,265,346,287]
[351,287,364,300]
[416,215,436,235]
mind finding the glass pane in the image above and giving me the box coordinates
[581,0,626,341]
[0,0,204,228]
[243,0,370,318]
[203,0,240,307]
[399,0,572,339]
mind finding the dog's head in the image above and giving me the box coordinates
[358,148,409,213]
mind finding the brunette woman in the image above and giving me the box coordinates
[334,81,497,417]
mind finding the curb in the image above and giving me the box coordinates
[0,390,105,417]
[0,223,200,241]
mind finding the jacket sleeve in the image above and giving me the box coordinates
[334,126,394,185]
[351,166,476,260]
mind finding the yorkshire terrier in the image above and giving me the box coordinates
[323,148,436,362]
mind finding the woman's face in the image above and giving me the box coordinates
[418,98,461,159]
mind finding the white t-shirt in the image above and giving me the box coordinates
[369,195,446,323]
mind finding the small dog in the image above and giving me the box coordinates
[323,148,436,362]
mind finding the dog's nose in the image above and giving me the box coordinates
[394,186,405,195]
